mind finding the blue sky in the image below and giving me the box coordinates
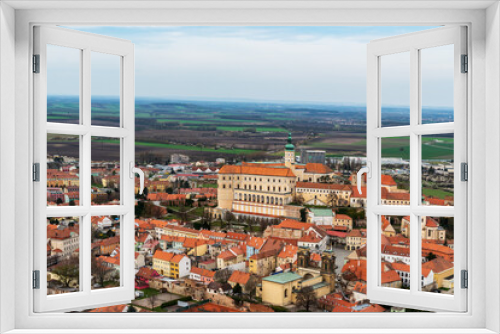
[48,26,453,107]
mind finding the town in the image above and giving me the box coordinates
[46,134,455,313]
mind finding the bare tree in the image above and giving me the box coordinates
[293,194,305,205]
[326,192,339,208]
[51,256,79,288]
[91,256,113,288]
[295,286,318,312]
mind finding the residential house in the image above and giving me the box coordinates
[189,266,215,285]
[228,270,255,294]
[152,250,191,279]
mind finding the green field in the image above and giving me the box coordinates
[422,188,454,199]
[214,126,287,132]
[382,136,454,160]
[94,138,261,155]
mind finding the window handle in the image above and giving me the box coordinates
[357,162,371,195]
[130,162,145,194]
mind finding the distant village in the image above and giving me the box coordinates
[46,135,455,313]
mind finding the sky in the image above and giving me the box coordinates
[47,26,454,107]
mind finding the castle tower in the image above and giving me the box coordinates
[284,132,295,168]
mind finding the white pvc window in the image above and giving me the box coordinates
[33,26,136,312]
[365,26,467,312]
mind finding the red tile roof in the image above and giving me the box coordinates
[190,266,215,278]
[276,219,314,231]
[153,250,187,263]
[278,244,298,259]
[219,164,295,177]
[228,270,251,286]
[381,174,397,186]
[422,257,454,274]
[350,186,367,198]
[381,270,401,284]
[304,163,333,174]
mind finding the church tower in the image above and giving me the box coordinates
[284,132,295,168]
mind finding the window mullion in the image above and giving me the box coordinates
[409,47,420,294]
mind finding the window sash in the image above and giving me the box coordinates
[33,25,135,312]
[366,25,468,312]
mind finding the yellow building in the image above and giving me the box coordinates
[345,229,367,251]
[260,250,336,307]
[215,134,336,220]
[296,182,352,207]
[261,272,302,306]
[422,257,454,288]
[152,250,191,279]
[401,216,447,242]
[249,250,277,276]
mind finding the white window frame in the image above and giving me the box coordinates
[33,25,136,312]
[365,26,467,312]
[0,1,498,334]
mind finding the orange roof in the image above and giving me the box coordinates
[347,229,366,238]
[276,219,314,231]
[219,164,295,177]
[422,257,454,274]
[190,266,215,278]
[381,270,401,284]
[383,192,410,201]
[387,235,410,246]
[382,245,410,257]
[278,244,298,259]
[299,233,322,243]
[228,270,251,286]
[381,216,392,231]
[421,242,454,256]
[226,232,248,241]
[181,302,242,313]
[353,282,367,294]
[247,236,266,250]
[390,262,410,273]
[89,304,127,313]
[153,250,187,263]
[425,217,439,228]
[336,214,352,220]
[350,186,367,198]
[304,163,333,174]
[381,174,397,186]
[296,182,351,191]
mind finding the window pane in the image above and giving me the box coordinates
[421,45,454,124]
[380,215,409,290]
[91,137,121,205]
[381,52,410,127]
[47,45,80,124]
[47,134,80,206]
[91,52,121,127]
[47,216,80,295]
[420,216,454,295]
[421,134,454,206]
[381,137,410,205]
[91,216,121,290]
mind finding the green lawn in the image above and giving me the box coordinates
[200,183,218,188]
[422,188,453,199]
[135,287,160,300]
